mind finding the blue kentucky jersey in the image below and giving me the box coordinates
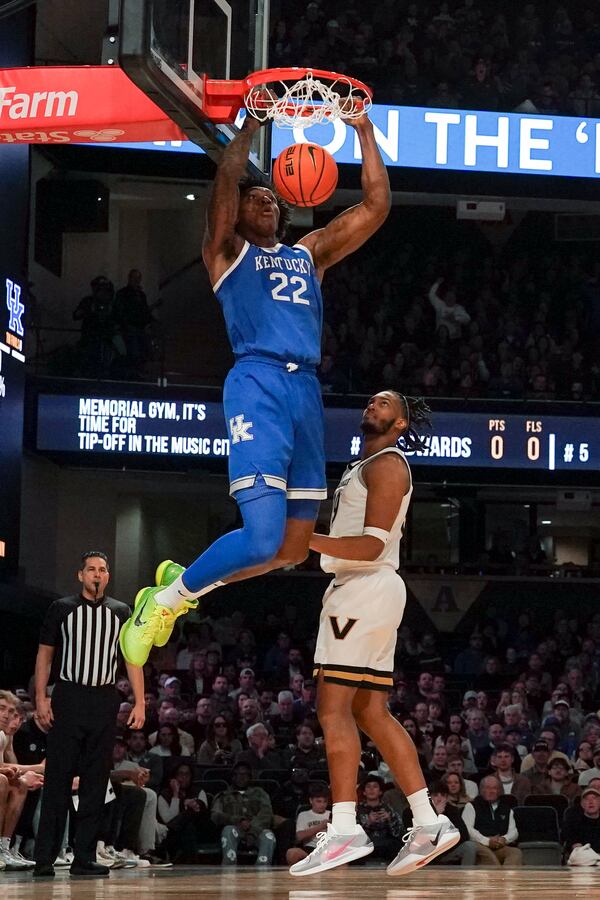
[213,241,323,366]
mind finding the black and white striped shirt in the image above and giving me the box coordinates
[39,595,130,687]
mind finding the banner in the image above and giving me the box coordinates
[93,103,600,182]
[0,67,185,144]
[408,578,486,632]
[273,105,600,179]
[3,67,600,181]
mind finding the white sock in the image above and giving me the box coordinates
[0,837,9,850]
[13,835,22,852]
[331,802,358,834]
[407,788,439,827]
[158,576,225,611]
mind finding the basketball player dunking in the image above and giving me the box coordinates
[289,391,460,876]
[120,108,391,666]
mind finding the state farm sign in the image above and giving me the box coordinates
[0,67,186,143]
[0,87,78,119]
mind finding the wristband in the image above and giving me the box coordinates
[363,526,390,544]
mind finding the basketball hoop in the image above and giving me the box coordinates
[202,67,372,127]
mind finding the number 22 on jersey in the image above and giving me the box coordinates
[269,272,310,306]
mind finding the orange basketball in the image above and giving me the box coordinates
[273,142,338,208]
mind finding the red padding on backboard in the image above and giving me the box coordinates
[0,66,187,143]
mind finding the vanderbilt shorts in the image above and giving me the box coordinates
[314,568,406,692]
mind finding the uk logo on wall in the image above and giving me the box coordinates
[4,277,25,362]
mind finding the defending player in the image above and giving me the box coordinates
[289,391,460,876]
[120,108,391,666]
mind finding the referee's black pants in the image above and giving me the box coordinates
[35,682,119,866]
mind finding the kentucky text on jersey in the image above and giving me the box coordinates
[213,241,323,366]
[254,254,311,274]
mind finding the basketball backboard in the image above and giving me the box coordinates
[119,0,270,174]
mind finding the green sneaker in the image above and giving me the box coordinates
[119,586,175,667]
[153,594,197,647]
[152,560,197,647]
[155,559,185,587]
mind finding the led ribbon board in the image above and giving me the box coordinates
[36,394,599,472]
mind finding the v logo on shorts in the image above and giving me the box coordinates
[329,616,358,640]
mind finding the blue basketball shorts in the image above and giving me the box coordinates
[223,356,327,501]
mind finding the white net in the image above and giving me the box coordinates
[244,71,372,128]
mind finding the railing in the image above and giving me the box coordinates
[26,324,167,383]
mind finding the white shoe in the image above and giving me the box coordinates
[118,848,149,868]
[8,848,35,868]
[0,847,30,870]
[387,815,460,876]
[138,853,173,868]
[106,847,138,869]
[54,854,71,867]
[289,824,373,876]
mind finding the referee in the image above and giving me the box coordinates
[33,551,144,878]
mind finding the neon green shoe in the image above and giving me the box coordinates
[155,559,185,587]
[119,585,175,666]
[152,559,197,647]
[120,565,198,665]
[153,594,197,647]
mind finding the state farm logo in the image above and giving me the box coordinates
[0,128,126,144]
[73,129,125,142]
[0,86,78,119]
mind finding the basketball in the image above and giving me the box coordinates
[273,142,338,208]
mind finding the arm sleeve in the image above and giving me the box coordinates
[505,809,519,844]
[157,795,180,824]
[39,601,63,647]
[461,803,490,846]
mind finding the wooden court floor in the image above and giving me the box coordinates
[3,865,600,900]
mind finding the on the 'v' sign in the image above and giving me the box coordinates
[329,616,358,640]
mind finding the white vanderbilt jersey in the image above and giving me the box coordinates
[320,446,412,575]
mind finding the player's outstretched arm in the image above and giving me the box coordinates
[298,114,391,278]
[202,116,262,281]
[309,454,409,560]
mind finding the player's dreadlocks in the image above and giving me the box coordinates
[392,393,432,452]
[238,175,292,240]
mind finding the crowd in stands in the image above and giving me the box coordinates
[271,0,600,115]
[67,269,161,380]
[60,234,600,403]
[318,217,600,401]
[2,600,600,870]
